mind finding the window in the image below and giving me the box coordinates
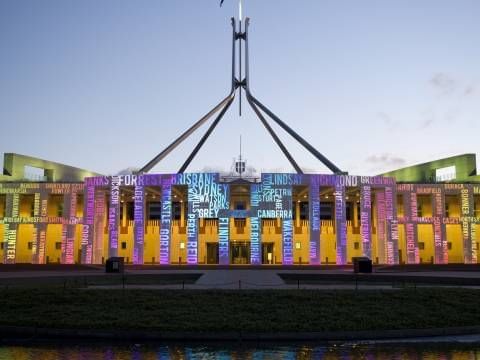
[346,202,352,221]
[55,242,62,250]
[28,242,33,250]
[126,202,134,220]
[417,204,422,218]
[121,242,127,249]
[447,242,452,250]
[1,242,4,250]
[172,202,182,220]
[354,242,360,250]
[57,202,64,217]
[435,165,456,182]
[235,201,246,210]
[445,203,449,218]
[47,194,64,217]
[419,242,425,250]
[148,202,162,220]
[320,203,333,220]
[300,202,309,220]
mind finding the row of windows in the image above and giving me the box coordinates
[1,196,478,221]
[0,241,463,251]
[0,242,62,250]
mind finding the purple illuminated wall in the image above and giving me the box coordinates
[309,175,320,264]
[461,187,476,263]
[82,179,96,264]
[282,219,293,264]
[218,217,229,265]
[335,181,347,265]
[93,190,106,264]
[61,190,77,264]
[376,191,386,263]
[384,186,397,264]
[250,183,262,264]
[160,176,172,264]
[360,184,372,259]
[133,180,145,265]
[108,176,120,258]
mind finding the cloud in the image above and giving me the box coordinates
[464,85,475,96]
[377,112,393,126]
[429,73,475,97]
[419,108,435,129]
[365,153,407,170]
[430,73,456,95]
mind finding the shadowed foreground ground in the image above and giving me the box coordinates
[0,288,479,333]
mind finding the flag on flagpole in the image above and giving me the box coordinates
[220,0,225,6]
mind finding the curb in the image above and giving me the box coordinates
[1,325,480,342]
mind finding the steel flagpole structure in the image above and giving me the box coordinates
[139,1,344,174]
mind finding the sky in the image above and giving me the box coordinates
[1,0,479,176]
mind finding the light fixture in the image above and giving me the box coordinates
[180,242,185,249]
[295,242,301,249]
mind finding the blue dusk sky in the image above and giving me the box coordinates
[1,0,479,176]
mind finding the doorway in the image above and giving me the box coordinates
[206,243,219,264]
[230,241,250,264]
[262,242,274,264]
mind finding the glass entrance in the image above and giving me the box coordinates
[206,243,219,264]
[230,241,250,264]
[262,243,274,264]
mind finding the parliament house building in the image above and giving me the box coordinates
[1,152,479,266]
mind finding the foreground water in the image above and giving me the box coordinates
[0,342,480,359]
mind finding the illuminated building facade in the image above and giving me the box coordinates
[1,153,479,265]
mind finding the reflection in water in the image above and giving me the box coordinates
[0,343,479,359]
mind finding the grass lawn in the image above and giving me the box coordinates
[0,288,479,333]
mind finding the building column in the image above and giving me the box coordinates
[432,186,447,264]
[218,216,229,265]
[461,186,476,264]
[159,176,172,265]
[93,190,106,264]
[335,182,347,264]
[108,176,120,258]
[250,184,262,265]
[81,179,96,264]
[404,188,419,264]
[61,189,77,264]
[385,185,398,264]
[295,201,301,228]
[360,184,372,259]
[309,176,320,264]
[32,190,48,264]
[376,190,386,263]
[186,189,198,265]
[133,180,145,265]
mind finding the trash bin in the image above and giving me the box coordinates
[105,257,124,273]
[352,257,372,273]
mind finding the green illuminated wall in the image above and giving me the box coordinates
[380,154,479,183]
